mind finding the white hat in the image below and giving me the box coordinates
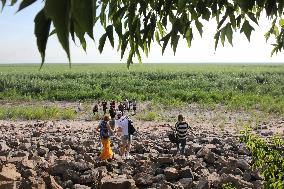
[116,111,122,115]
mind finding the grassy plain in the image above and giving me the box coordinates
[0,63,283,116]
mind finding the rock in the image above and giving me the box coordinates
[152,174,166,183]
[179,166,194,179]
[0,181,17,189]
[236,159,250,171]
[43,174,63,189]
[20,177,46,189]
[179,178,193,188]
[0,164,21,181]
[157,156,174,165]
[196,177,209,189]
[211,138,222,145]
[243,171,251,181]
[207,172,221,188]
[101,175,136,189]
[220,173,254,188]
[164,167,179,181]
[196,147,216,164]
[37,147,49,157]
[73,184,91,189]
[134,173,153,187]
[0,141,10,152]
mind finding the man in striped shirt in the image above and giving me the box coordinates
[175,114,190,155]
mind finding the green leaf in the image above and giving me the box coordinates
[221,28,226,46]
[225,23,233,46]
[98,33,107,53]
[18,0,37,12]
[10,0,17,6]
[45,0,71,63]
[1,0,6,12]
[177,0,187,14]
[279,19,284,27]
[106,25,114,48]
[171,34,180,55]
[71,0,94,39]
[127,49,134,68]
[185,28,193,48]
[247,12,258,25]
[49,29,56,36]
[121,32,129,59]
[34,9,51,68]
[195,20,203,36]
[161,33,171,55]
[155,30,161,46]
[214,31,220,50]
[240,20,254,41]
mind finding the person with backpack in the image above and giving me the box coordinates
[175,114,191,155]
[96,115,114,160]
[116,111,135,159]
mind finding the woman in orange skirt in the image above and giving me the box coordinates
[97,115,114,160]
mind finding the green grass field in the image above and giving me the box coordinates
[0,63,284,114]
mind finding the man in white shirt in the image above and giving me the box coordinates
[116,111,132,159]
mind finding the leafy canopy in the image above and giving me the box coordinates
[1,0,284,67]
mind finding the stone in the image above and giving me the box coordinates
[43,174,63,189]
[179,178,193,188]
[236,159,250,171]
[0,164,21,181]
[207,172,221,188]
[0,181,17,189]
[196,177,209,189]
[101,175,137,189]
[0,141,10,152]
[179,166,194,179]
[73,184,91,189]
[157,156,174,165]
[164,167,179,181]
[220,173,254,188]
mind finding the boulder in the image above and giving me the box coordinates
[164,167,179,181]
[101,175,136,189]
[0,164,21,181]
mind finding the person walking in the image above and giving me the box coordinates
[101,100,107,115]
[175,114,190,155]
[116,111,132,159]
[118,102,124,116]
[96,115,114,160]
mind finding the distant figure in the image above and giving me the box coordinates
[124,98,129,112]
[110,100,116,110]
[118,102,124,116]
[75,101,83,113]
[109,107,116,129]
[101,100,107,115]
[175,114,191,155]
[92,102,99,115]
[96,115,114,160]
[132,99,137,114]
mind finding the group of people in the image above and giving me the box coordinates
[92,99,137,116]
[96,111,133,160]
[96,112,191,161]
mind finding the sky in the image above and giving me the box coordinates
[0,1,283,64]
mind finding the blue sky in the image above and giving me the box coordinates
[0,1,283,64]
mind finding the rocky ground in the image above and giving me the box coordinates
[0,103,283,189]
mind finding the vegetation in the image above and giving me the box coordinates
[222,182,237,189]
[0,106,76,120]
[1,0,284,66]
[0,64,284,115]
[240,128,284,188]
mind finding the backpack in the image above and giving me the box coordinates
[99,121,109,139]
[128,119,136,135]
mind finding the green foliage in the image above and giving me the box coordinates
[222,182,237,189]
[0,64,283,115]
[240,128,284,188]
[1,0,284,65]
[0,106,76,120]
[137,111,158,121]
